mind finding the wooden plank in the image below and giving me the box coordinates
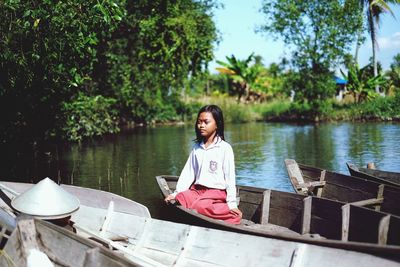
[289,244,307,267]
[298,163,385,204]
[317,170,326,197]
[375,184,385,211]
[260,190,271,225]
[83,247,101,267]
[341,204,350,241]
[100,201,114,237]
[73,223,165,266]
[378,215,390,245]
[173,226,198,266]
[18,219,39,257]
[285,159,308,194]
[380,187,400,216]
[301,196,312,235]
[351,198,384,207]
[296,181,326,190]
[35,219,139,266]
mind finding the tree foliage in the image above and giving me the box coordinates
[386,53,400,95]
[217,54,261,101]
[355,0,400,93]
[260,0,363,104]
[216,54,280,103]
[341,64,385,103]
[0,0,218,144]
[0,0,126,144]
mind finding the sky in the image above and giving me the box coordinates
[208,0,400,74]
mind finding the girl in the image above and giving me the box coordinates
[164,105,242,224]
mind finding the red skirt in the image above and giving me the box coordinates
[175,184,241,225]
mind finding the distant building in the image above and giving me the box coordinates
[334,76,347,101]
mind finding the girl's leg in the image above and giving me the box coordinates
[175,187,201,208]
[191,190,241,225]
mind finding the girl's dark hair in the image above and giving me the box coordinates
[194,105,225,143]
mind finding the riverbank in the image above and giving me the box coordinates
[183,94,400,124]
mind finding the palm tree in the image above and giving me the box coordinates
[216,53,262,102]
[355,0,400,93]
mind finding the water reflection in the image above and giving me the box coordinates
[1,122,399,219]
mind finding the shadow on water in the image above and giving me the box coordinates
[1,122,400,221]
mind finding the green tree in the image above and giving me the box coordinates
[386,53,400,95]
[260,0,363,106]
[0,0,219,144]
[216,54,264,102]
[354,0,400,93]
[340,63,385,103]
[105,0,218,123]
[0,0,126,145]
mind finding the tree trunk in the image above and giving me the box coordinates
[372,38,380,94]
[368,6,380,94]
[354,30,362,64]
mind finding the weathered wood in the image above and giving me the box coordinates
[0,181,151,218]
[285,159,308,194]
[296,181,326,190]
[350,198,384,207]
[301,197,312,235]
[74,222,165,267]
[286,160,400,216]
[260,190,271,224]
[99,201,114,236]
[0,219,140,267]
[378,215,391,245]
[375,184,385,211]
[83,247,101,267]
[173,226,198,266]
[317,170,326,197]
[156,175,400,261]
[341,204,350,242]
[289,244,307,267]
[18,219,39,258]
[3,177,400,266]
[347,162,400,188]
[75,207,400,267]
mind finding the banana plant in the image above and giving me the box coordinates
[386,54,400,95]
[341,63,386,103]
[216,53,263,102]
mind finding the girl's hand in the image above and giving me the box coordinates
[229,208,242,218]
[164,194,175,203]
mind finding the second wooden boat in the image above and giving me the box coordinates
[0,180,151,219]
[285,159,400,216]
[156,175,400,261]
[0,218,141,267]
[347,162,400,187]
[3,183,398,266]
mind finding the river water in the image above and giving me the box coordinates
[3,122,400,219]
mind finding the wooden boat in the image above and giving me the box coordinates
[0,181,151,219]
[0,180,162,266]
[347,162,400,187]
[285,159,400,216]
[2,184,398,266]
[0,218,142,267]
[156,175,400,261]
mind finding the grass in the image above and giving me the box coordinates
[183,95,292,122]
[182,94,400,123]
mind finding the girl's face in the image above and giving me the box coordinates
[197,112,217,140]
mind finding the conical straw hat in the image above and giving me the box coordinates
[11,177,80,219]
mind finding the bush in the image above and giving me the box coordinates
[60,94,120,141]
[255,100,291,118]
